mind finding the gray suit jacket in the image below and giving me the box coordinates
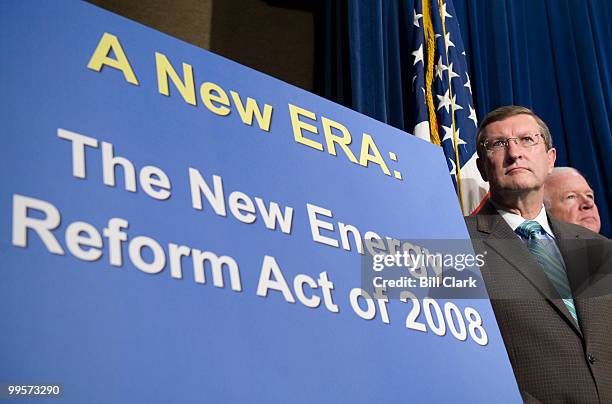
[465,202,612,404]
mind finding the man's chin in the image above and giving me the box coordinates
[497,182,540,193]
[579,218,601,233]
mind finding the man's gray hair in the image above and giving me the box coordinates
[543,167,590,208]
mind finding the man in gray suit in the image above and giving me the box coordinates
[465,105,612,403]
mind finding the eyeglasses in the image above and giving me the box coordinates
[482,133,544,152]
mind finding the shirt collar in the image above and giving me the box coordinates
[490,201,556,238]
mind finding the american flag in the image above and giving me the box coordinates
[410,0,488,214]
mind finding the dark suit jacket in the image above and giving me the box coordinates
[465,202,612,404]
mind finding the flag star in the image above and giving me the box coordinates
[461,51,466,56]
[421,87,426,98]
[448,158,457,177]
[447,62,460,80]
[444,32,455,50]
[412,75,417,87]
[413,10,423,27]
[442,125,467,147]
[441,125,455,142]
[464,72,472,94]
[455,129,467,146]
[435,56,447,80]
[412,44,424,66]
[451,94,463,111]
[468,104,478,126]
[441,2,453,22]
[435,34,441,39]
[436,89,452,113]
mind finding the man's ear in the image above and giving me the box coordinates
[476,156,488,182]
[546,148,557,174]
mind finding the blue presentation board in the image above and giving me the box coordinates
[0,1,521,403]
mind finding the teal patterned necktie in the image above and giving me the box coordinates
[515,220,579,327]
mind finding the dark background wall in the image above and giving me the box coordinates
[88,0,314,91]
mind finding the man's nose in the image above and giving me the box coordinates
[579,195,595,209]
[505,139,523,160]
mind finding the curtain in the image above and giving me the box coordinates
[456,0,611,235]
[317,0,612,236]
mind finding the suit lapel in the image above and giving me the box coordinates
[477,202,582,336]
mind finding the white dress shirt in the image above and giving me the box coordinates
[491,203,556,238]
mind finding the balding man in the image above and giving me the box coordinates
[544,167,601,233]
